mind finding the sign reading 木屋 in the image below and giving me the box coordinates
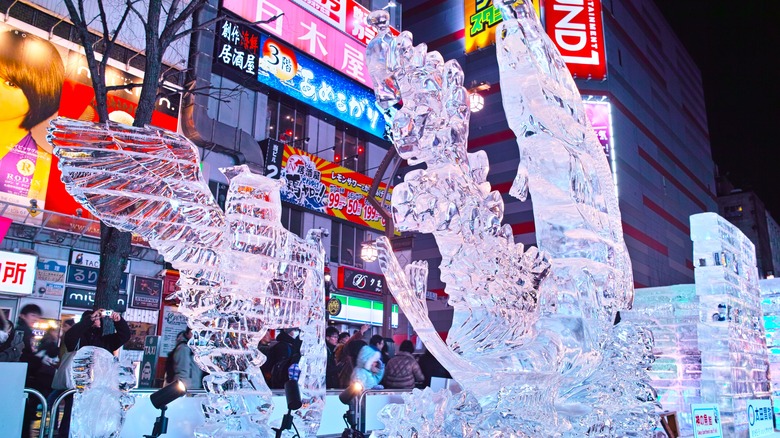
[0,251,37,296]
[264,142,392,232]
[691,403,723,438]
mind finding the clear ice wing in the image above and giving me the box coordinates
[48,118,226,268]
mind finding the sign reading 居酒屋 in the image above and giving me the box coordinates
[214,20,384,139]
[264,142,392,233]
[691,403,723,438]
[0,251,37,296]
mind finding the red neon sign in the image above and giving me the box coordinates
[544,0,607,80]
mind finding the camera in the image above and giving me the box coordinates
[104,310,113,317]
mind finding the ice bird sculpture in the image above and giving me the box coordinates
[366,2,658,436]
[48,119,326,437]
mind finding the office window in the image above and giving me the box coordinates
[334,127,367,172]
[330,222,365,269]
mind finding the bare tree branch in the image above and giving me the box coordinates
[105,83,144,92]
[170,12,284,45]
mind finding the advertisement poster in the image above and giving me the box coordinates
[0,250,37,295]
[691,403,723,438]
[465,0,541,53]
[125,321,157,351]
[0,22,179,228]
[160,305,189,356]
[32,258,67,301]
[265,142,392,232]
[131,276,163,310]
[583,100,613,163]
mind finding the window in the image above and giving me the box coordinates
[724,205,743,218]
[265,98,307,143]
[334,127,367,172]
[330,222,366,269]
[281,207,304,237]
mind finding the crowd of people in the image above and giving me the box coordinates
[1,306,450,437]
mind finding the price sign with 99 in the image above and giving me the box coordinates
[328,191,345,210]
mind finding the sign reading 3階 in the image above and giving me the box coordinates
[264,142,392,233]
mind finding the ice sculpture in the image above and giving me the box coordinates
[69,346,136,438]
[48,118,327,437]
[366,2,658,436]
[759,278,780,426]
[628,213,771,436]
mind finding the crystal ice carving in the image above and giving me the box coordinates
[366,3,658,436]
[48,118,326,437]
[759,278,780,427]
[70,346,136,438]
[628,214,771,436]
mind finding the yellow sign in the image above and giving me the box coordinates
[465,0,541,53]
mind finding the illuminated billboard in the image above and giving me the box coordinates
[583,99,617,188]
[216,19,384,139]
[465,0,541,53]
[0,23,179,230]
[544,0,608,80]
[264,140,392,233]
[222,0,398,87]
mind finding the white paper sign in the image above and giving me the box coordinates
[748,399,774,437]
[0,251,37,295]
[691,403,723,438]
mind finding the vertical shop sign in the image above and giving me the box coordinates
[465,0,541,53]
[139,335,161,388]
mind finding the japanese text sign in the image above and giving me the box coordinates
[222,0,397,87]
[291,0,399,46]
[691,404,723,438]
[544,0,607,80]
[264,142,392,233]
[747,399,774,438]
[215,21,385,138]
[0,251,37,295]
[337,266,384,295]
[465,0,540,53]
[582,100,612,163]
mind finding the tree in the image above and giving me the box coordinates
[61,0,213,311]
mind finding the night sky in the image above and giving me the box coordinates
[652,1,780,217]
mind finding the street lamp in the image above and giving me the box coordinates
[360,241,378,263]
[467,81,491,113]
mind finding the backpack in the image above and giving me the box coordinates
[0,330,24,362]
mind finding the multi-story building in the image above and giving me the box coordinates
[401,0,717,301]
[717,176,780,279]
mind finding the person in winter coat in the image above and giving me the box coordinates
[382,340,424,389]
[351,345,384,390]
[261,328,302,388]
[64,309,131,353]
[172,327,203,389]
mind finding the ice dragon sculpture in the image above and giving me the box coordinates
[48,119,326,437]
[366,2,658,436]
[69,346,136,438]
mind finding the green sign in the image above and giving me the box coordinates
[139,335,160,388]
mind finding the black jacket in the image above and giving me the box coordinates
[64,315,131,353]
[16,319,43,383]
[261,331,301,375]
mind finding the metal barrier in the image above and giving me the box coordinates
[23,388,48,438]
[354,389,409,434]
[46,389,77,438]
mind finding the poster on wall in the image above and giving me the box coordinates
[264,142,393,233]
[32,258,67,301]
[125,321,157,351]
[131,276,163,310]
[0,22,180,227]
[160,305,189,355]
[465,0,541,53]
